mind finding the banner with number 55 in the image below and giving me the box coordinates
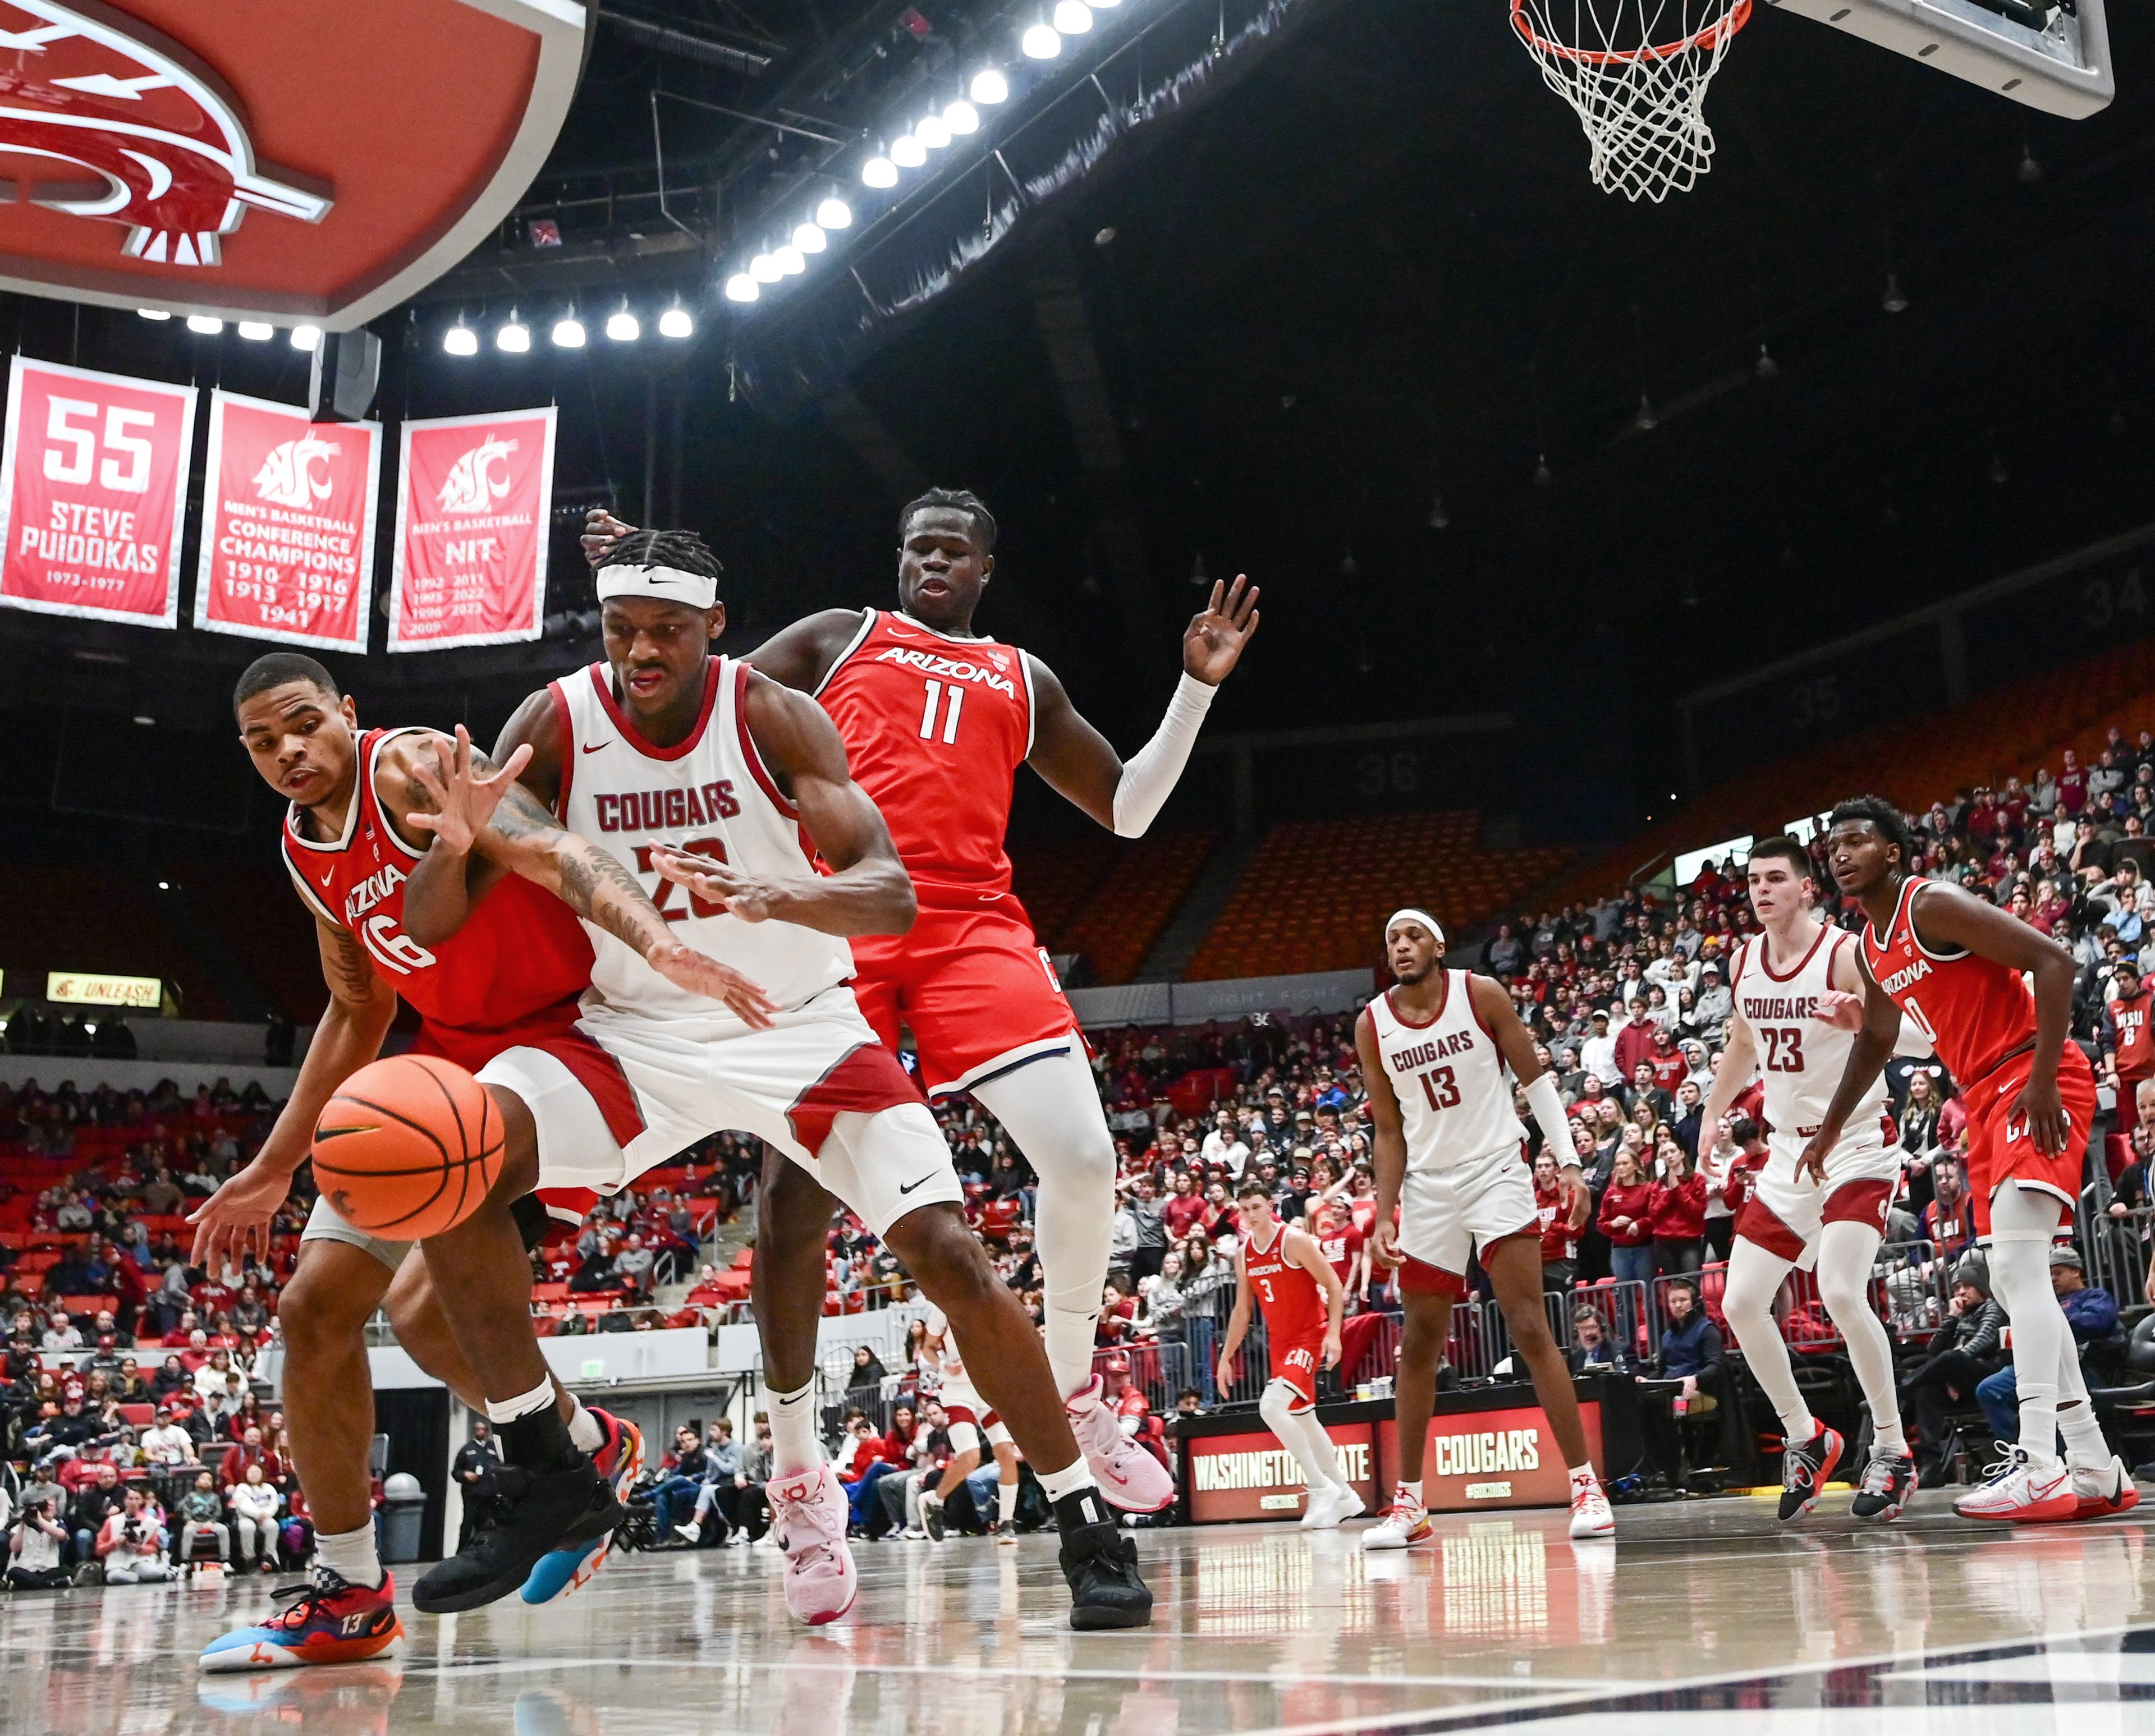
[0,356,198,627]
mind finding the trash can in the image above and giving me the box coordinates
[380,1472,427,1564]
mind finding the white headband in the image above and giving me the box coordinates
[596,563,718,609]
[1385,908,1445,943]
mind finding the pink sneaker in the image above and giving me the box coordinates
[768,1464,858,1625]
[1068,1376,1175,1513]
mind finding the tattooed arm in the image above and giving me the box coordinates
[388,727,777,1025]
[189,915,396,1270]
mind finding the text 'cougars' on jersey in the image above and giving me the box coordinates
[1388,1030,1480,1072]
[592,783,740,834]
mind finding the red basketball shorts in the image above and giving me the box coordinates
[849,897,1080,1097]
[1965,1044,2097,1240]
[1268,1328,1328,1412]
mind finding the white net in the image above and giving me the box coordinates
[1511,0,1752,203]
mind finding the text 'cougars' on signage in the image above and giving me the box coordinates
[0,1,590,329]
[1374,1404,1607,1513]
[194,388,380,651]
[0,353,194,626]
[1185,1422,1378,1523]
[387,405,557,652]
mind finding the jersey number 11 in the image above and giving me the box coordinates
[918,679,965,745]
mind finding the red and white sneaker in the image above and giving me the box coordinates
[1952,1448,2079,1523]
[1067,1376,1175,1513]
[2067,1455,2141,1522]
[1568,1475,1616,1538]
[198,1568,402,1671]
[1360,1500,1433,1551]
[769,1462,859,1625]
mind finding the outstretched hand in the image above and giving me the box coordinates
[404,726,533,856]
[1182,575,1260,686]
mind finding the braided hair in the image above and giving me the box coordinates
[597,527,724,581]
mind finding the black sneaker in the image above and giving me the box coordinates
[413,1460,623,1614]
[1058,1520,1153,1630]
[1850,1450,1916,1522]
[919,1491,946,1544]
[1778,1426,1844,1522]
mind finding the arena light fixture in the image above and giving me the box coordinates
[725,274,759,303]
[794,222,828,254]
[943,99,980,135]
[817,196,854,229]
[236,321,273,341]
[1053,1,1093,34]
[915,113,952,149]
[658,304,694,338]
[496,312,531,353]
[552,313,586,348]
[774,244,806,275]
[971,67,1010,103]
[290,325,321,352]
[1881,272,1909,314]
[891,132,927,168]
[862,151,898,188]
[136,307,171,320]
[1023,22,1061,57]
[606,305,640,341]
[750,252,782,283]
[185,314,224,335]
[444,320,479,356]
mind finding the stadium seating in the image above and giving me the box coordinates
[1184,812,1575,981]
[1010,830,1216,985]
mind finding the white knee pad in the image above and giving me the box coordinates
[1259,1377,1305,1432]
[1717,1241,1791,1345]
[1813,1221,1881,1318]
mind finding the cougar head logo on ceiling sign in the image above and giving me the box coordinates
[0,0,589,329]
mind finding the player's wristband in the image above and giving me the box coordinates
[1523,1073,1571,1159]
[1112,672,1216,837]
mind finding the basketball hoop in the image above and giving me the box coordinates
[1512,0,1751,203]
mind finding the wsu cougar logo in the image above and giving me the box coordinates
[0,0,331,265]
[437,436,518,516]
[251,434,338,509]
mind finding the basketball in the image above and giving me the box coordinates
[310,1055,504,1241]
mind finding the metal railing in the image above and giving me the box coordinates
[2078,1201,2154,1311]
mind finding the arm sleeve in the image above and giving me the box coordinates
[1523,1074,1573,1161]
[1111,673,1217,838]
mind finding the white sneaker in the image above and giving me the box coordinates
[2067,1455,2141,1521]
[674,1521,701,1544]
[1299,1485,1362,1530]
[1952,1446,2078,1523]
[1360,1502,1432,1551]
[1567,1478,1616,1538]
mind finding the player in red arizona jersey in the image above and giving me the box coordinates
[1216,1179,1356,1527]
[585,493,1257,1512]
[192,654,759,1670]
[1809,795,2131,1526]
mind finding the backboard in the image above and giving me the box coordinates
[1765,0,2112,117]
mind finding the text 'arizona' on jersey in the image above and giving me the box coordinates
[812,609,1035,903]
[281,727,594,1037]
[549,656,854,1024]
[1860,875,2036,1087]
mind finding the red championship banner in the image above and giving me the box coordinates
[0,355,195,627]
[192,391,380,651]
[387,406,557,651]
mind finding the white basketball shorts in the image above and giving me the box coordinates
[1734,1132,1903,1270]
[476,985,965,1239]
[1396,1138,1539,1287]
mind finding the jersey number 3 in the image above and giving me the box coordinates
[1762,1027,1805,1073]
[1418,1067,1461,1110]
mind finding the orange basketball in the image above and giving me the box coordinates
[311,1054,503,1241]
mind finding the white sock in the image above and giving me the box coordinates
[1397,1479,1424,1509]
[314,1523,382,1591]
[484,1380,554,1425]
[1294,1410,1349,1491]
[1569,1463,1598,1490]
[767,1380,822,1479]
[1037,1458,1099,1504]
[974,1055,1117,1400]
[998,1479,1019,1523]
[2059,1400,2110,1468]
[566,1395,604,1454]
[1986,1194,2071,1470]
[1720,1240,1814,1442]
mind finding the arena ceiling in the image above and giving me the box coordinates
[2,0,2152,838]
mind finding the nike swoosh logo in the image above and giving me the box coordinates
[319,866,336,888]
[897,1172,939,1195]
[583,741,612,755]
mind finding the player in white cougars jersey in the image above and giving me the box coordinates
[397,530,1150,1634]
[1697,837,1929,1525]
[1356,910,1615,1548]
[916,1306,1022,1544]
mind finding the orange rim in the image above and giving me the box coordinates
[1511,0,1750,67]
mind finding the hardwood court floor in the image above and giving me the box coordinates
[11,1490,2155,1736]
